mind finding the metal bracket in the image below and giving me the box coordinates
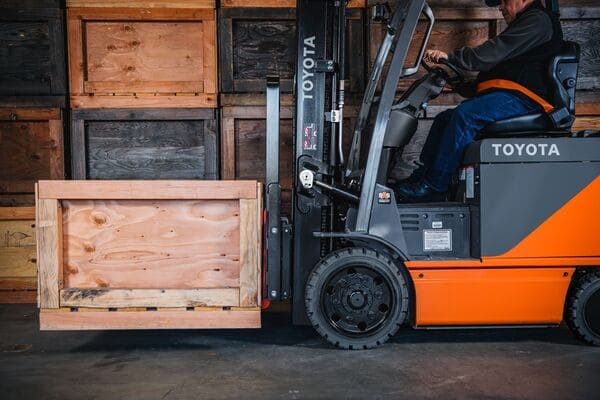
[324,109,341,123]
[315,59,336,73]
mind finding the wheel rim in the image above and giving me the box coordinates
[321,264,394,337]
[584,286,600,336]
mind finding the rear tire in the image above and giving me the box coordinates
[305,247,410,350]
[566,270,600,346]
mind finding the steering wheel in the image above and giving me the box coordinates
[421,59,465,88]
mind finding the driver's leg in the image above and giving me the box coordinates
[397,90,540,201]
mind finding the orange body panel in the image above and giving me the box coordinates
[405,176,599,326]
[499,176,600,259]
[410,268,574,326]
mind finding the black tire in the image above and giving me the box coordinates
[305,247,410,350]
[566,270,600,346]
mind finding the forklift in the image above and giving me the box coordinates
[263,0,600,349]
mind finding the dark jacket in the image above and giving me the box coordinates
[448,1,564,102]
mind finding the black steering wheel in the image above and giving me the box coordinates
[421,59,465,88]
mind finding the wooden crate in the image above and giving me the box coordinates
[66,1,217,108]
[221,101,358,213]
[70,108,218,180]
[36,180,262,330]
[0,207,37,304]
[0,108,65,206]
[0,0,67,107]
[219,4,366,93]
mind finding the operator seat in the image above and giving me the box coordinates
[481,41,580,137]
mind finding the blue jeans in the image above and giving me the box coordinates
[419,91,540,191]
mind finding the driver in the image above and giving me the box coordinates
[396,0,565,201]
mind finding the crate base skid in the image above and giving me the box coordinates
[40,307,261,330]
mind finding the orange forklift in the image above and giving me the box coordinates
[263,0,600,348]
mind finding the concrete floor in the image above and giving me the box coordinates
[0,304,599,400]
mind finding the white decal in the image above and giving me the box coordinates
[491,143,561,157]
[302,36,316,101]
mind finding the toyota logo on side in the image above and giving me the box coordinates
[491,143,561,157]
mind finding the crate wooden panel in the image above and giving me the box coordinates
[0,108,65,206]
[67,4,217,108]
[221,102,358,213]
[0,0,67,107]
[37,180,262,330]
[70,108,218,180]
[0,207,37,304]
[219,7,366,93]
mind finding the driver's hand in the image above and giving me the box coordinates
[424,49,449,64]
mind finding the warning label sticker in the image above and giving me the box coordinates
[423,229,452,251]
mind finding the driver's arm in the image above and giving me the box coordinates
[447,10,553,72]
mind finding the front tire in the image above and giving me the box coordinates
[566,270,600,346]
[305,247,410,349]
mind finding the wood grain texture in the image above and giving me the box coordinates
[70,94,217,109]
[0,219,37,278]
[221,0,365,7]
[85,21,204,92]
[239,198,259,307]
[37,198,60,308]
[38,180,259,200]
[219,8,365,93]
[0,277,37,290]
[0,207,36,220]
[40,308,261,330]
[60,288,239,308]
[562,18,600,90]
[62,199,241,289]
[67,0,215,8]
[0,108,64,206]
[0,207,37,304]
[67,7,217,107]
[0,6,66,99]
[0,290,37,304]
[82,116,217,180]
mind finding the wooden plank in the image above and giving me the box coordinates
[0,278,37,290]
[221,0,365,7]
[38,180,258,200]
[40,309,261,330]
[0,207,36,220]
[239,198,259,307]
[573,117,600,132]
[576,103,600,115]
[70,95,217,109]
[61,199,241,290]
[37,198,60,308]
[69,8,214,20]
[0,108,60,120]
[60,288,239,308]
[0,291,37,304]
[66,0,215,8]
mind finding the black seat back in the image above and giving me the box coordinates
[547,40,580,128]
[481,40,580,136]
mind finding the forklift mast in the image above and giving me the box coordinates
[291,0,340,324]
